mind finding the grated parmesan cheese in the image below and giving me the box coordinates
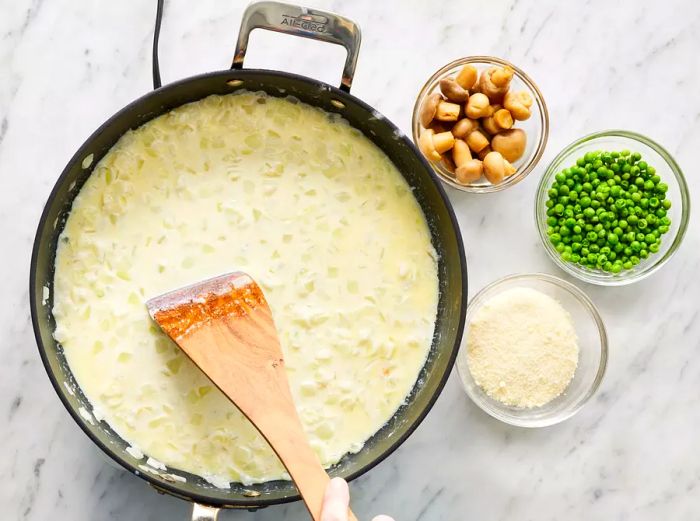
[466,287,579,408]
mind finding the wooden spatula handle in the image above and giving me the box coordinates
[260,411,357,521]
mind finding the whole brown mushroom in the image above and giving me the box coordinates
[478,67,514,103]
[439,78,470,103]
[491,129,527,163]
[483,151,507,184]
[456,159,483,185]
[419,93,442,128]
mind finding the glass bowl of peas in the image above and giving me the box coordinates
[535,130,690,285]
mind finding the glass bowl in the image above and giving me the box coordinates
[456,273,607,427]
[535,130,690,286]
[412,56,549,193]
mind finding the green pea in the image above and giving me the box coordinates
[623,261,633,270]
[546,151,672,271]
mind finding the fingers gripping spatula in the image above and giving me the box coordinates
[146,272,357,521]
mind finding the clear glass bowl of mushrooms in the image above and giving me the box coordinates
[412,56,549,193]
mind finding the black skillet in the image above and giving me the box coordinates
[30,1,467,518]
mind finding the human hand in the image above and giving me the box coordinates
[321,477,394,521]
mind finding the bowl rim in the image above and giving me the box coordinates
[457,272,608,428]
[535,129,691,286]
[411,55,550,193]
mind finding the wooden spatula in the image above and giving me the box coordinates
[146,272,357,521]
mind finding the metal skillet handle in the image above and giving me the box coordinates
[231,1,362,92]
[191,504,219,521]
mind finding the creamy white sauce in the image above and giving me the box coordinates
[53,92,438,486]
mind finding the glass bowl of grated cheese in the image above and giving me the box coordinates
[456,273,608,427]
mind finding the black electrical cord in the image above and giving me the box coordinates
[152,0,165,89]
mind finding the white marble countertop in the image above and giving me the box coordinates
[1,0,699,519]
